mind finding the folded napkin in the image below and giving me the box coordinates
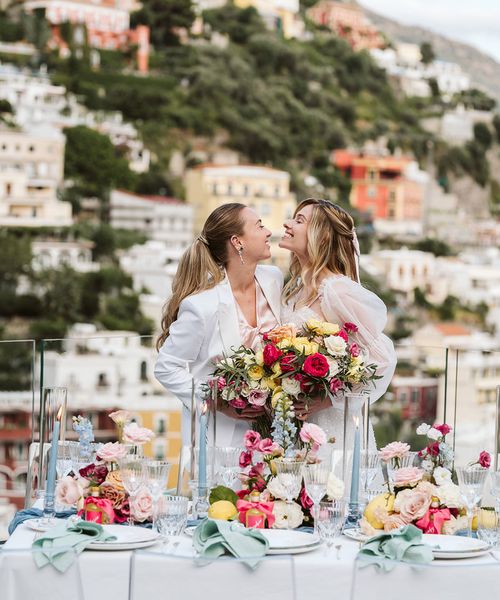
[32,520,116,573]
[193,519,269,569]
[8,508,77,535]
[358,524,434,572]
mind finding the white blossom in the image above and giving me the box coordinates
[281,377,301,397]
[324,336,347,357]
[427,427,442,441]
[416,423,431,435]
[272,501,304,529]
[433,467,452,486]
[326,473,345,500]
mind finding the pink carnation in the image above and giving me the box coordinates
[244,430,261,451]
[379,441,411,462]
[478,451,491,469]
[434,423,452,436]
[349,343,360,357]
[299,423,327,451]
[393,467,424,488]
[337,330,349,342]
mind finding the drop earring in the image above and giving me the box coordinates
[237,246,245,265]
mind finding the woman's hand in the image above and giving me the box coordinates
[218,403,266,421]
[294,395,331,421]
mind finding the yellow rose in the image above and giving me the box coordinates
[261,376,278,391]
[255,350,264,366]
[306,319,340,336]
[293,338,318,355]
[277,337,294,350]
[272,363,282,377]
[247,365,264,380]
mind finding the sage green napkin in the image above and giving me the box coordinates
[32,520,116,573]
[358,524,434,572]
[193,519,269,569]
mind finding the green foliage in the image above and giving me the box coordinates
[0,341,33,391]
[0,99,13,114]
[29,318,68,341]
[202,5,265,44]
[452,88,496,112]
[131,0,196,47]
[493,115,500,144]
[420,42,435,65]
[413,237,453,257]
[490,179,500,215]
[0,231,32,291]
[414,287,432,309]
[99,292,153,334]
[428,77,440,99]
[473,122,493,150]
[436,295,460,321]
[209,486,238,506]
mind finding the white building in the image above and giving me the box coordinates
[32,240,99,272]
[0,125,72,227]
[110,189,193,248]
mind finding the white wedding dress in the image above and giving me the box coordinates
[282,275,397,456]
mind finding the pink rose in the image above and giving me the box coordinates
[337,330,349,342]
[478,451,491,469]
[109,410,132,425]
[258,438,279,454]
[130,487,153,522]
[239,450,253,468]
[344,322,358,333]
[383,513,410,532]
[263,344,283,367]
[244,430,261,451]
[248,389,269,407]
[299,423,327,451]
[229,398,246,409]
[394,488,432,522]
[329,378,343,394]
[123,423,155,445]
[56,476,89,506]
[393,467,424,488]
[97,442,129,463]
[379,441,411,462]
[303,353,329,378]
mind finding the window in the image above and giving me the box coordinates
[411,389,419,405]
[140,361,148,382]
[227,183,233,195]
[97,372,109,387]
[6,183,11,196]
[243,185,249,197]
[261,203,271,216]
[29,145,35,152]
[367,186,376,198]
[368,169,376,181]
[212,183,218,195]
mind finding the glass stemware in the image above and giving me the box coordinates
[477,507,500,548]
[144,460,171,531]
[317,500,346,554]
[118,457,145,526]
[490,471,500,512]
[273,459,305,530]
[456,465,489,538]
[303,463,330,537]
[360,450,381,500]
[215,447,242,489]
[156,494,189,551]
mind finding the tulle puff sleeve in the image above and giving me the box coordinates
[319,276,397,403]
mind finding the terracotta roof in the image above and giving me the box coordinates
[433,323,472,336]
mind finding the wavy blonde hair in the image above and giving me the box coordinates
[283,198,358,307]
[156,203,246,350]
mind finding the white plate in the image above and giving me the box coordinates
[422,534,490,559]
[87,525,160,551]
[343,528,370,543]
[260,529,321,554]
[24,518,68,532]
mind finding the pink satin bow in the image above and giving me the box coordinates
[236,499,275,528]
[78,496,115,524]
[415,508,451,534]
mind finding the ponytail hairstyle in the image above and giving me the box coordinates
[156,203,246,350]
[283,198,359,307]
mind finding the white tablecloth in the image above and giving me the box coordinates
[3,524,500,600]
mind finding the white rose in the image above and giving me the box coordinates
[282,377,301,397]
[267,476,288,501]
[326,473,345,500]
[416,423,431,435]
[324,336,347,357]
[435,483,465,509]
[433,467,452,486]
[326,357,340,378]
[427,427,442,440]
[272,501,304,529]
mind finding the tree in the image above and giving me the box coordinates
[428,77,440,99]
[420,42,435,65]
[414,237,453,257]
[131,0,195,47]
[493,114,500,143]
[473,122,493,150]
[0,231,32,291]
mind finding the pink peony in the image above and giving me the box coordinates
[109,410,132,425]
[393,467,424,488]
[344,322,359,333]
[247,389,269,407]
[97,442,129,463]
[379,441,411,462]
[394,488,432,522]
[239,450,253,468]
[123,423,155,445]
[299,423,327,451]
[244,430,261,451]
[130,487,153,522]
[56,476,89,506]
[383,513,410,532]
[258,438,279,454]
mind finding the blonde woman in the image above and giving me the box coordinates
[155,203,283,447]
[279,198,396,446]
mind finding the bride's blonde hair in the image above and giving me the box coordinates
[156,203,246,350]
[283,198,358,307]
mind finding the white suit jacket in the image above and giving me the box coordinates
[154,265,283,447]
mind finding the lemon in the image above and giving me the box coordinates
[364,493,395,529]
[472,507,498,531]
[208,500,238,521]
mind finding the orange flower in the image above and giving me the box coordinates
[266,324,297,344]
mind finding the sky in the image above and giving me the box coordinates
[358,0,500,63]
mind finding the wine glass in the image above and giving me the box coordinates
[456,465,489,537]
[118,457,145,526]
[477,507,500,548]
[490,471,500,512]
[361,451,381,500]
[144,460,171,531]
[156,495,189,552]
[215,447,242,489]
[56,441,74,479]
[273,459,305,530]
[317,500,346,556]
[303,463,330,537]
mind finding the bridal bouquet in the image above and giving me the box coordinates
[361,422,491,536]
[208,319,379,450]
[55,411,156,524]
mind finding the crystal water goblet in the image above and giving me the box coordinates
[317,500,346,556]
[360,450,381,500]
[156,495,189,552]
[215,447,242,489]
[144,460,171,530]
[273,459,305,530]
[303,463,330,537]
[456,465,489,538]
[477,507,500,548]
[490,471,500,512]
[118,457,145,526]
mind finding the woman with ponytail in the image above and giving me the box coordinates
[279,198,396,447]
[155,203,283,446]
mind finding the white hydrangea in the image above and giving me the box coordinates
[427,427,442,441]
[326,473,345,500]
[433,467,452,486]
[324,336,347,357]
[416,423,431,435]
[272,501,304,529]
[434,483,465,509]
[281,377,301,397]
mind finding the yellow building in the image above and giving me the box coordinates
[233,0,303,39]
[185,164,296,269]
